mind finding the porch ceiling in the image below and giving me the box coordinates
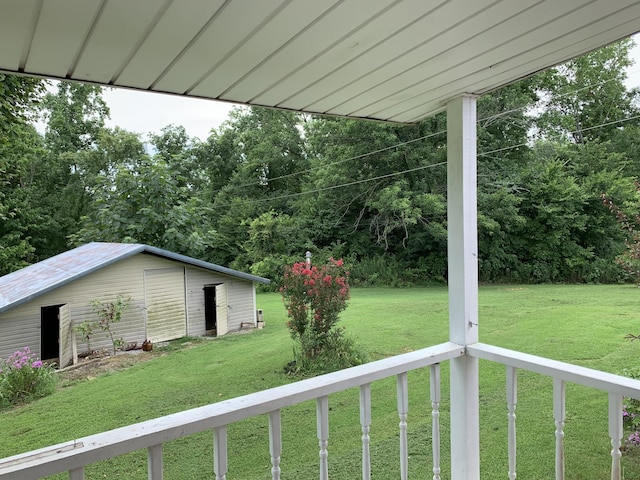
[2,0,640,123]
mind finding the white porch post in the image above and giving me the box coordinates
[447,94,480,480]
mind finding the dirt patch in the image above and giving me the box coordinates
[58,350,161,384]
[57,333,255,384]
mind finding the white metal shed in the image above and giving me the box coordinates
[0,242,269,366]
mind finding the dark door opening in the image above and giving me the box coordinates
[204,285,217,334]
[41,305,62,360]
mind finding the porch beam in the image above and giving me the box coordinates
[447,94,480,480]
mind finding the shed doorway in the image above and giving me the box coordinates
[40,304,71,366]
[204,284,228,337]
[204,285,217,334]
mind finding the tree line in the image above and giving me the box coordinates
[2,39,640,288]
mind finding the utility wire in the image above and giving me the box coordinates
[214,108,640,210]
[218,128,447,192]
[479,112,640,157]
[214,162,447,208]
[221,71,640,194]
[211,62,640,201]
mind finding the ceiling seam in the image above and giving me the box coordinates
[296,0,506,114]
[183,0,294,95]
[327,0,551,118]
[270,0,453,110]
[18,0,43,72]
[380,1,638,122]
[109,0,174,86]
[66,0,108,79]
[149,0,233,91]
[219,0,348,100]
[242,0,405,105]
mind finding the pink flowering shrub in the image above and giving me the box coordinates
[281,258,349,340]
[0,347,56,409]
[281,258,365,373]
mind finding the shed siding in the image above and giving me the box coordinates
[226,279,257,331]
[185,267,257,335]
[0,255,177,359]
[0,313,40,361]
[0,253,260,361]
[144,267,186,343]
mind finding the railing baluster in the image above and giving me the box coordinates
[360,384,372,480]
[430,364,441,480]
[553,379,565,480]
[317,396,329,480]
[213,426,228,480]
[609,393,623,480]
[506,366,517,480]
[269,410,282,480]
[397,372,408,480]
[148,444,163,480]
[69,467,84,480]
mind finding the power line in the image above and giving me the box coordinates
[213,107,640,210]
[479,112,640,158]
[215,128,448,193]
[221,74,640,194]
[213,162,447,208]
[210,60,640,202]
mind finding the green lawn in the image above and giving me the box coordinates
[2,285,640,479]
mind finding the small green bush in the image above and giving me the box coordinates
[0,347,57,410]
[288,328,368,376]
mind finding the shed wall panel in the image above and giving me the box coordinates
[144,267,186,343]
[225,280,257,331]
[0,314,40,361]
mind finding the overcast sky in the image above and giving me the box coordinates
[96,36,640,143]
[101,88,236,142]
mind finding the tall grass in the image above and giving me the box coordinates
[1,285,639,479]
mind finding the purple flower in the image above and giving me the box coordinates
[31,361,43,368]
[629,431,640,445]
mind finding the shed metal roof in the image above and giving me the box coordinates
[2,1,640,123]
[0,242,270,314]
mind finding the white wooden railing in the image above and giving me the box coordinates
[2,342,640,480]
[467,343,640,480]
[0,342,464,480]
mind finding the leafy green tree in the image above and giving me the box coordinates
[602,183,640,284]
[26,82,112,259]
[207,107,308,265]
[536,39,638,144]
[0,74,44,138]
[0,75,45,272]
[239,211,309,284]
[303,114,447,267]
[72,156,215,259]
[0,124,45,273]
[43,82,109,154]
[150,125,210,192]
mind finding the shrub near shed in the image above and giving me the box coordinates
[0,347,56,410]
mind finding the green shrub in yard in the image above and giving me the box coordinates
[0,347,57,410]
[291,327,369,375]
[281,258,367,375]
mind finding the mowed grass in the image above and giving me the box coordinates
[1,285,640,479]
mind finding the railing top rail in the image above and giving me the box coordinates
[468,343,640,398]
[0,342,464,479]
